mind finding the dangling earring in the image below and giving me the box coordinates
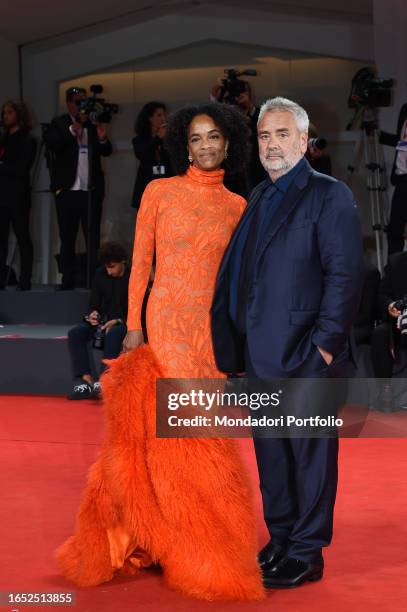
[188,154,193,163]
[224,148,228,159]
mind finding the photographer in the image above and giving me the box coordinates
[67,242,129,400]
[0,100,37,290]
[211,77,267,192]
[131,101,173,210]
[380,102,407,255]
[371,250,407,408]
[44,86,112,290]
[306,123,332,176]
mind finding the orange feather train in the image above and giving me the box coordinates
[56,345,265,601]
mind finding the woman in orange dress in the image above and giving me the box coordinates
[123,105,250,374]
[57,104,265,601]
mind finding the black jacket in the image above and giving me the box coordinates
[354,259,380,345]
[88,266,129,322]
[44,114,112,197]
[380,102,407,187]
[378,251,407,318]
[131,134,173,209]
[0,129,37,208]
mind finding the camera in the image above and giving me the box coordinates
[348,67,394,109]
[83,312,107,349]
[394,296,407,336]
[75,84,119,124]
[218,68,257,106]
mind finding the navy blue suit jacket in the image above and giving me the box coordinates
[210,159,364,378]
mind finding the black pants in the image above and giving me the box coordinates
[55,190,102,287]
[68,322,127,378]
[0,205,33,288]
[245,343,339,563]
[370,321,407,378]
[253,436,338,563]
[387,182,407,256]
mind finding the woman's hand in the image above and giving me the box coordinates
[122,329,144,353]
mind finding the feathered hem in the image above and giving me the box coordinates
[56,345,265,601]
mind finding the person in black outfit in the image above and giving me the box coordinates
[380,102,407,255]
[371,251,407,375]
[235,83,268,190]
[371,251,407,408]
[211,79,267,195]
[306,123,332,176]
[67,242,129,400]
[0,100,37,290]
[131,101,173,210]
[354,257,380,346]
[44,86,113,289]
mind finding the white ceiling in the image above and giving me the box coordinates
[0,0,373,45]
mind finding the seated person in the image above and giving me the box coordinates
[67,242,129,400]
[371,250,407,408]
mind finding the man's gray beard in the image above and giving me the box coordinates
[261,154,302,177]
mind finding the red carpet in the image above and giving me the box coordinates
[1,395,406,612]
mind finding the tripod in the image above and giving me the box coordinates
[346,107,390,275]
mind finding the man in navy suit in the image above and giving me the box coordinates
[211,97,363,588]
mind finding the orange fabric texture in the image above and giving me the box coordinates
[127,165,246,377]
[57,168,265,600]
[56,346,265,600]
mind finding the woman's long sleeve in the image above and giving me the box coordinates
[127,182,159,331]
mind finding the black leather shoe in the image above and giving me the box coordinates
[257,540,286,571]
[263,556,324,589]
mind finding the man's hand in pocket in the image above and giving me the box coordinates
[317,346,333,365]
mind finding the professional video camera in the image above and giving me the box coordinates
[348,67,394,110]
[76,84,119,123]
[218,68,258,106]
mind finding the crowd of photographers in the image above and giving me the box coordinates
[1,71,407,403]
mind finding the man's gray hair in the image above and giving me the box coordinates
[258,97,309,133]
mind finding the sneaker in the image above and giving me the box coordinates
[92,381,102,398]
[67,382,94,400]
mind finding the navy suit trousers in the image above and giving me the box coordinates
[245,344,339,563]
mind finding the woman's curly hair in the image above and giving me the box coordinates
[1,99,33,132]
[164,103,251,176]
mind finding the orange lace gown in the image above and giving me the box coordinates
[127,164,246,377]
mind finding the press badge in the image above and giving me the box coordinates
[396,140,407,152]
[152,165,166,175]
